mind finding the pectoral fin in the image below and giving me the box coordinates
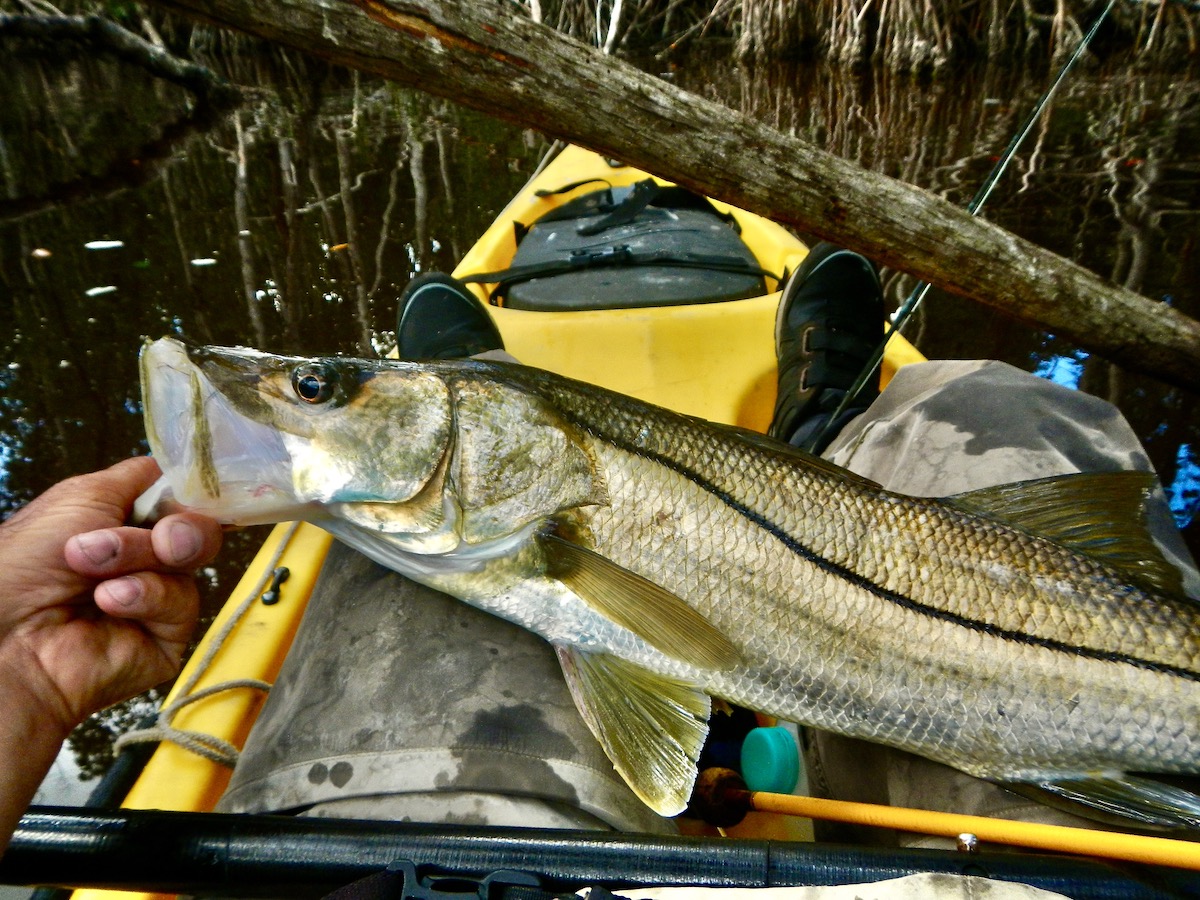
[556,645,710,817]
[1024,774,1200,831]
[543,533,740,670]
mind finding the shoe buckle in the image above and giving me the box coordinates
[801,325,814,354]
[798,363,813,393]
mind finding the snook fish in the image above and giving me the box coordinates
[137,337,1200,824]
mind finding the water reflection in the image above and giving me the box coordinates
[1,46,552,773]
[3,37,1200,774]
[1,51,546,508]
[708,58,1200,538]
[1032,349,1089,391]
[1167,444,1200,531]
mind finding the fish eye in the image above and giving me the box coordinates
[291,363,338,404]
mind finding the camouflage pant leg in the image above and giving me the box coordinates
[810,359,1199,847]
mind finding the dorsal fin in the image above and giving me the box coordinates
[947,471,1184,597]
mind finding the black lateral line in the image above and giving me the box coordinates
[583,421,1200,685]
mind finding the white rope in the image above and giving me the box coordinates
[115,522,302,767]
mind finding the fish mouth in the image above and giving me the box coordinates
[136,338,306,525]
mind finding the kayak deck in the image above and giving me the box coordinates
[456,144,922,432]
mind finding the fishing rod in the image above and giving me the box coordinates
[805,0,1118,453]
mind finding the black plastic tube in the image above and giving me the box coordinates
[3,807,1199,899]
[28,718,159,900]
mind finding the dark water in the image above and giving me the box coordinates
[2,42,1199,768]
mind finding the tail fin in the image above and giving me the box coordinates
[1029,774,1200,832]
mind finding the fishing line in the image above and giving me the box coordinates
[804,0,1117,453]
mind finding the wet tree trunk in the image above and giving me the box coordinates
[140,0,1200,392]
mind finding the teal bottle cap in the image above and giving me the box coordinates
[740,725,800,794]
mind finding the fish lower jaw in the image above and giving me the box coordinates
[133,474,312,525]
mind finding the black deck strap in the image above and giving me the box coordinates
[527,186,618,225]
[534,178,611,199]
[459,248,777,293]
[571,181,740,236]
[577,180,662,236]
[524,179,740,235]
[525,179,623,230]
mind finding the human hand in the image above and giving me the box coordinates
[0,457,223,740]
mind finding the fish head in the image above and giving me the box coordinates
[135,337,453,534]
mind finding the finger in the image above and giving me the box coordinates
[65,527,156,578]
[94,572,200,647]
[54,457,164,518]
[100,456,164,498]
[151,513,223,569]
[102,456,166,522]
[65,515,222,578]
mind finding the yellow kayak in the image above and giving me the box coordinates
[458,144,922,431]
[73,145,924,900]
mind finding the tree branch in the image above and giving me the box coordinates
[137,0,1200,391]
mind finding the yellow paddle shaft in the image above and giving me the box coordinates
[745,790,1200,871]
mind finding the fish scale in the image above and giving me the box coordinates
[538,363,1199,669]
[136,339,1200,821]
[585,440,1047,763]
[495,364,1200,768]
